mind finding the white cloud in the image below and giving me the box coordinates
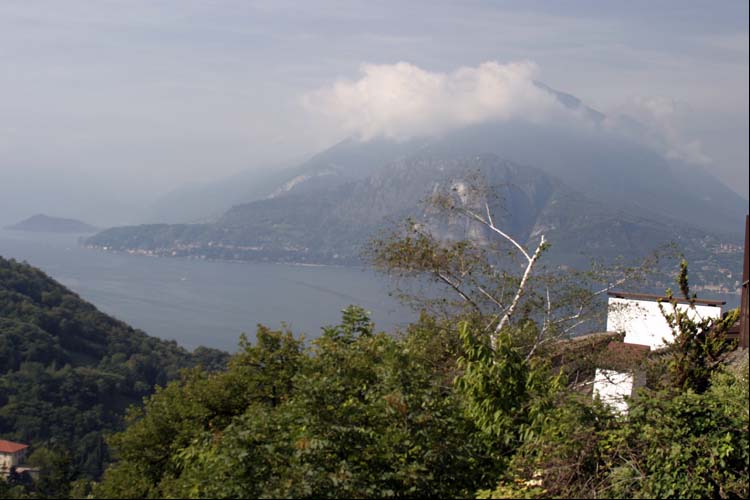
[608,96,712,165]
[302,60,575,141]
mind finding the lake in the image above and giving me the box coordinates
[0,229,415,352]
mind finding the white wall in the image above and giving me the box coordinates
[593,368,635,414]
[0,450,26,472]
[607,297,722,349]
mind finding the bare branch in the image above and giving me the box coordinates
[484,201,495,229]
[459,207,532,262]
[562,317,590,335]
[435,271,482,315]
[525,328,546,362]
[550,305,585,326]
[541,286,552,335]
[493,234,546,349]
[528,287,554,361]
[484,314,499,333]
[476,285,505,310]
[592,276,629,297]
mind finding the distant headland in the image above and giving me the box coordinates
[5,214,99,233]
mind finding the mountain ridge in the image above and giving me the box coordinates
[0,254,229,480]
[6,214,99,234]
[142,83,747,234]
[86,154,743,284]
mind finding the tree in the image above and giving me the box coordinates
[476,264,749,499]
[368,175,654,359]
[95,309,507,498]
[658,259,740,393]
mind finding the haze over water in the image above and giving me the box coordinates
[0,229,413,352]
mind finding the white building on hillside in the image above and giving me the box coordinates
[593,291,724,413]
[0,440,29,477]
[606,291,724,349]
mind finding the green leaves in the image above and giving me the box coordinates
[658,261,739,393]
[456,322,557,437]
[91,261,748,499]
[95,309,503,498]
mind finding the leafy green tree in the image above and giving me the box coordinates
[96,309,507,498]
[0,255,229,494]
[455,322,563,447]
[658,259,739,392]
[94,325,302,498]
[24,446,76,498]
[475,264,749,499]
[604,362,748,499]
[367,176,657,361]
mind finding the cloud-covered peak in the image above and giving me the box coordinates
[607,96,712,165]
[303,61,578,141]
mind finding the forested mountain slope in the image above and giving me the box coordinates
[0,255,228,484]
[5,214,98,234]
[87,155,742,300]
[141,83,747,234]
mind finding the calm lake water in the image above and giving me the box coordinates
[0,229,415,352]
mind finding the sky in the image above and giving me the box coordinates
[1,0,747,217]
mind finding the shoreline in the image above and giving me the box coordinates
[82,243,365,270]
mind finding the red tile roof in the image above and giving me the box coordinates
[0,440,29,454]
[596,341,651,371]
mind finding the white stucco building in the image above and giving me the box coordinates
[606,291,724,349]
[593,368,643,414]
[592,291,724,414]
[0,440,29,476]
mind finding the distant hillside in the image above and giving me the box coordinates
[6,214,99,233]
[86,155,744,303]
[141,84,747,235]
[0,255,228,482]
[86,82,747,300]
[144,137,428,224]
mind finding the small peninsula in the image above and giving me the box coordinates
[6,214,99,233]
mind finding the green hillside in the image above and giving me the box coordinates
[87,155,743,302]
[0,255,228,488]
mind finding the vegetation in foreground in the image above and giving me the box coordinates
[1,178,747,498]
[0,255,228,497]
[81,294,745,499]
[1,260,747,498]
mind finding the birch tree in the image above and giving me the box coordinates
[368,174,651,358]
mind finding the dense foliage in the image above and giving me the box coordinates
[94,310,506,498]
[483,356,748,499]
[0,255,228,496]
[478,263,748,499]
[1,250,747,499]
[91,305,748,499]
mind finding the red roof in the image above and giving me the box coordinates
[0,440,29,454]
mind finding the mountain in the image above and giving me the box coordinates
[0,255,228,482]
[141,83,747,235]
[86,85,747,299]
[86,155,742,297]
[6,214,99,233]
[144,137,429,224]
[416,120,746,235]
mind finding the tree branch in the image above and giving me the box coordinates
[493,235,545,349]
[477,284,505,310]
[459,207,532,262]
[525,287,554,361]
[435,271,482,315]
[484,201,495,229]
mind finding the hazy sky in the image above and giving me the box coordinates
[1,0,748,204]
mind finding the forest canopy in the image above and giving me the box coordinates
[0,255,228,495]
[1,221,747,499]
